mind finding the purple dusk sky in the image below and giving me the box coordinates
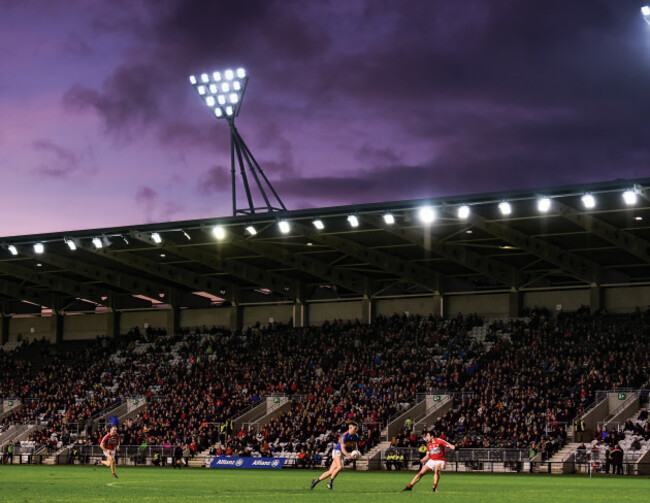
[1,0,649,236]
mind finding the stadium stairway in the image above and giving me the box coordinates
[41,444,70,465]
[635,442,650,475]
[233,396,291,432]
[358,441,391,470]
[384,394,453,441]
[187,449,211,468]
[546,442,581,474]
[412,395,454,435]
[0,424,37,452]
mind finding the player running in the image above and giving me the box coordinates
[96,425,120,478]
[403,430,455,492]
[310,421,359,490]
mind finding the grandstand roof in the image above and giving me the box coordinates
[1,177,649,314]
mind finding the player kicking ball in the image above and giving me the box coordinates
[403,430,455,493]
[95,425,120,479]
[311,421,359,491]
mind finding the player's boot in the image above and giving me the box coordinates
[310,479,318,490]
[326,481,334,490]
[432,486,437,492]
[402,486,412,491]
[113,474,118,479]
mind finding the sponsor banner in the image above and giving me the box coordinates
[209,456,286,469]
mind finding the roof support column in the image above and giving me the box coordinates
[433,293,445,318]
[229,305,242,330]
[508,288,522,318]
[51,311,64,345]
[361,296,374,325]
[292,302,308,328]
[590,284,603,314]
[167,292,181,336]
[107,308,121,339]
[1,312,9,345]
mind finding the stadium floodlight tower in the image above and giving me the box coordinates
[643,6,650,25]
[189,68,287,216]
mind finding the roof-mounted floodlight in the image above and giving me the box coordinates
[347,215,359,227]
[7,245,18,256]
[622,190,638,206]
[457,205,470,219]
[642,6,650,24]
[537,197,552,213]
[581,194,596,209]
[92,237,103,249]
[498,202,512,216]
[245,225,257,236]
[313,219,325,230]
[383,213,395,225]
[278,220,290,234]
[189,67,248,121]
[33,243,44,254]
[418,206,436,224]
[64,238,77,251]
[212,225,226,240]
[151,232,162,244]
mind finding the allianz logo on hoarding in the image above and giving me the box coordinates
[210,456,285,469]
[214,458,239,466]
[251,459,281,467]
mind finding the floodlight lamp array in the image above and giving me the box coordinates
[642,6,650,23]
[189,67,248,119]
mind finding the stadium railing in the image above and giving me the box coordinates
[13,443,650,475]
[385,447,529,472]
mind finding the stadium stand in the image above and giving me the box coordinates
[1,308,649,471]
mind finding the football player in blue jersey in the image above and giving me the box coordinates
[310,421,359,490]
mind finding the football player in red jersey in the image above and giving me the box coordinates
[403,430,455,492]
[97,425,120,478]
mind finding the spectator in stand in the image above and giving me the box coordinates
[574,418,586,442]
[296,448,307,468]
[610,444,624,475]
[385,450,396,470]
[173,444,184,469]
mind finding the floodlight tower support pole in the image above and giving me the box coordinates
[227,118,287,216]
[229,120,256,215]
[230,127,236,216]
[237,132,288,213]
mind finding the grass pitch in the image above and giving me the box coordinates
[0,465,647,503]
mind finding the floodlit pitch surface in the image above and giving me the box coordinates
[0,466,648,502]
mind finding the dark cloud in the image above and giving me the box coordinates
[135,185,159,223]
[197,166,230,195]
[51,0,650,214]
[32,139,86,179]
[62,63,165,140]
[136,185,157,201]
[156,120,224,152]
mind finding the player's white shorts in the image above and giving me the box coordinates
[425,459,445,470]
[103,449,116,458]
[332,448,342,458]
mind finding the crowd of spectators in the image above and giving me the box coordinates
[1,307,649,465]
